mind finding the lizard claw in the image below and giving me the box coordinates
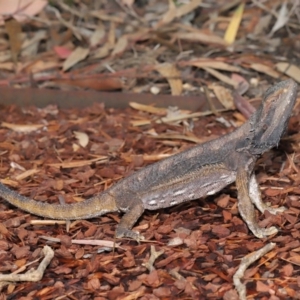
[264,205,286,215]
[250,226,278,239]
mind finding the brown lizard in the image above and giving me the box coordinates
[0,79,297,240]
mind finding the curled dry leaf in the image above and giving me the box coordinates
[150,86,161,94]
[73,131,89,148]
[72,143,80,152]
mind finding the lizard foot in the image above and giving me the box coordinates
[115,227,145,242]
[264,205,286,215]
[250,225,278,239]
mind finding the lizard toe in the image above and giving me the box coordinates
[255,226,278,238]
[115,227,144,242]
[265,206,286,214]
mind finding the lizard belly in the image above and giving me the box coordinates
[142,171,235,210]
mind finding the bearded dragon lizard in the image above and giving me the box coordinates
[0,79,297,240]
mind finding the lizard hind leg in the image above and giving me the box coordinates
[249,175,286,214]
[115,198,145,242]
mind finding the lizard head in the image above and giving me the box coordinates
[250,79,298,153]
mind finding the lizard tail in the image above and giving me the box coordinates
[0,183,119,220]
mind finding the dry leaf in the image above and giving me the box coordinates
[288,255,300,264]
[202,67,238,88]
[15,169,40,181]
[107,22,116,47]
[256,281,271,293]
[157,0,202,27]
[175,0,202,18]
[249,63,280,78]
[254,14,272,35]
[270,2,289,35]
[73,131,89,148]
[185,59,240,72]
[72,143,80,152]
[121,0,134,7]
[0,61,22,70]
[1,122,44,132]
[21,30,47,57]
[90,23,105,47]
[129,102,168,115]
[63,47,90,71]
[90,10,124,23]
[10,161,26,171]
[111,36,128,56]
[53,76,123,91]
[155,63,182,95]
[158,0,176,26]
[0,0,47,25]
[93,43,111,59]
[224,3,245,44]
[276,63,300,83]
[5,18,22,63]
[53,46,73,59]
[25,60,60,73]
[174,31,227,46]
[210,85,234,109]
[0,178,18,188]
[0,50,12,63]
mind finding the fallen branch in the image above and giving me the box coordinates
[0,245,54,291]
[233,242,276,300]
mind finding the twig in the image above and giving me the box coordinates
[233,242,276,300]
[0,246,54,291]
[142,245,164,272]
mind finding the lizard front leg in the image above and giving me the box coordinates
[236,168,278,238]
[249,174,286,214]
